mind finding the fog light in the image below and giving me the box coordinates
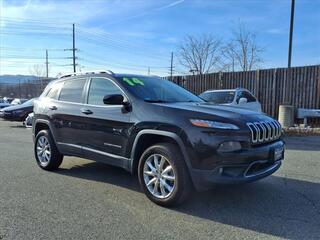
[217,141,242,153]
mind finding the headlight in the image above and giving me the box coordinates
[190,119,239,130]
[217,141,242,153]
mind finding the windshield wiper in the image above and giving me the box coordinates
[144,99,169,103]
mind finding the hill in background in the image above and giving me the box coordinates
[0,75,39,84]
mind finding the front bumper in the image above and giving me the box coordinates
[189,140,284,191]
[1,112,24,121]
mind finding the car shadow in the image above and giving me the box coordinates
[55,161,320,239]
[8,123,26,128]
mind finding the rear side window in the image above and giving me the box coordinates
[46,82,63,100]
[237,91,257,103]
[59,78,86,103]
[87,78,123,105]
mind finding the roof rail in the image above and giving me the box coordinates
[59,70,114,79]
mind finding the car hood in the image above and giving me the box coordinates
[159,102,270,122]
[1,104,31,112]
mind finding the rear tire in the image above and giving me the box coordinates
[34,130,63,170]
[138,143,192,207]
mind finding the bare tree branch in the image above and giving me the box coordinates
[178,34,222,75]
[222,22,264,71]
[29,64,46,78]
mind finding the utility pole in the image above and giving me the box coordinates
[284,0,295,103]
[72,23,76,73]
[64,23,78,72]
[18,80,21,98]
[45,49,49,78]
[288,0,295,68]
[170,52,173,79]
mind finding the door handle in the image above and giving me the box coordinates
[81,108,93,115]
[49,106,57,110]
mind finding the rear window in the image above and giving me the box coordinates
[59,78,86,103]
[199,91,235,104]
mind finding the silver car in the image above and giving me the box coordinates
[199,88,262,112]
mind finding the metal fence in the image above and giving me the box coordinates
[168,65,320,120]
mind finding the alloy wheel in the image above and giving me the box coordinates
[143,154,176,199]
[36,136,51,166]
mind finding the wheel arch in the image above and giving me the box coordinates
[33,119,56,142]
[130,130,192,175]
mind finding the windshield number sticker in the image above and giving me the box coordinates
[122,77,144,86]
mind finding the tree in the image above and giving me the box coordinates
[29,64,46,78]
[178,34,222,75]
[222,22,263,71]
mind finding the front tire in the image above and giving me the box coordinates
[34,130,63,170]
[138,143,192,207]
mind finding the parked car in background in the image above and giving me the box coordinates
[0,98,10,109]
[24,112,34,128]
[0,98,36,121]
[199,88,262,112]
[3,97,14,104]
[10,98,28,106]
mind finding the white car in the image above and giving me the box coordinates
[199,88,262,112]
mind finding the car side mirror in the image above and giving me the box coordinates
[238,97,248,104]
[103,94,124,105]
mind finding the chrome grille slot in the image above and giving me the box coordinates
[247,120,282,144]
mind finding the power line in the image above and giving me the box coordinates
[0,47,66,52]
[79,51,169,69]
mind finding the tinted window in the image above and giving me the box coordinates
[59,78,86,103]
[236,91,256,103]
[199,91,235,104]
[88,78,123,105]
[116,76,203,103]
[47,82,63,100]
[21,98,36,106]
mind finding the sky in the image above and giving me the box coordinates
[0,0,319,77]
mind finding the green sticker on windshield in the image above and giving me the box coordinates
[122,77,135,86]
[132,77,144,86]
[122,77,144,86]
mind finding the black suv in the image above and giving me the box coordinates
[32,71,284,206]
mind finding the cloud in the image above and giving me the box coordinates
[156,0,185,11]
[162,36,179,44]
[102,0,185,26]
[265,28,287,35]
[0,0,113,25]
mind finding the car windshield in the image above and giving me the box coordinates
[21,98,35,106]
[116,76,203,103]
[199,91,235,104]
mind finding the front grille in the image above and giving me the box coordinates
[247,120,282,144]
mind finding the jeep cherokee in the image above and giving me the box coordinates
[32,71,284,206]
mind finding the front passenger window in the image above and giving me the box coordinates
[88,78,123,106]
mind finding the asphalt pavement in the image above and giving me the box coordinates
[0,120,319,240]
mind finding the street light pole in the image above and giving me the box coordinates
[288,0,295,68]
